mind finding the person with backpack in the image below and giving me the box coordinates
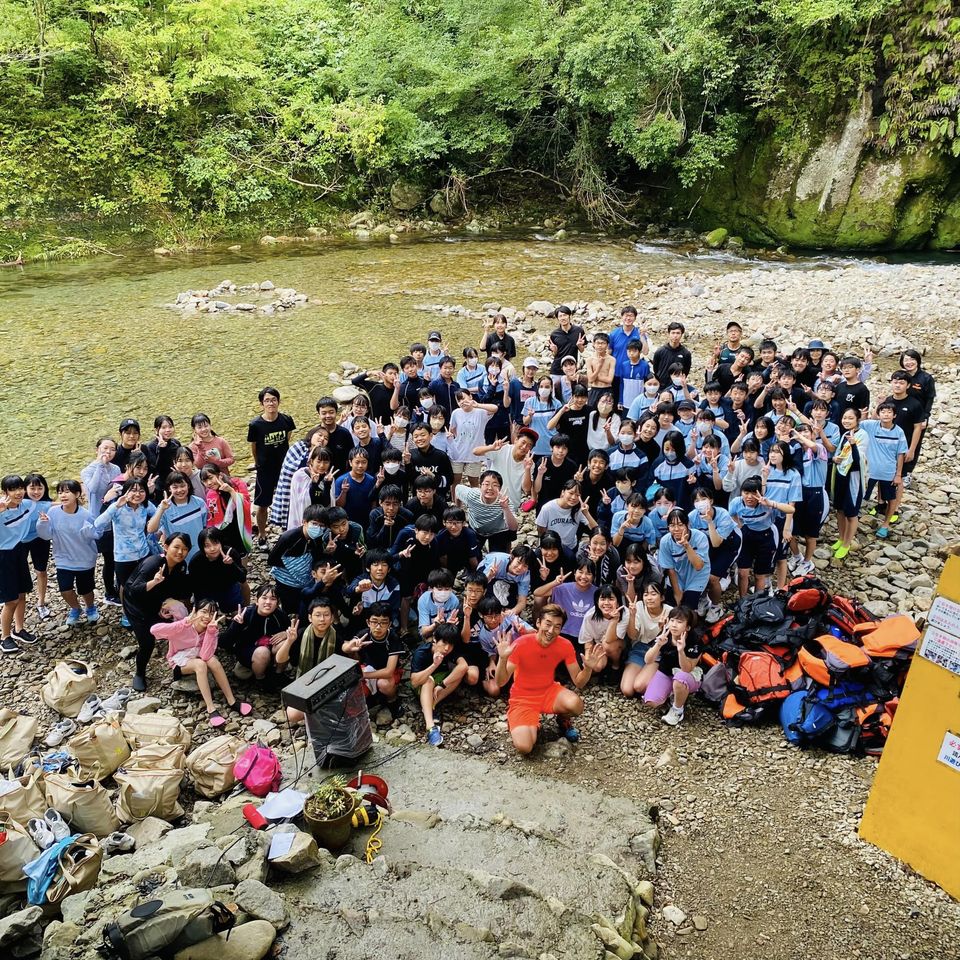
[642,606,703,726]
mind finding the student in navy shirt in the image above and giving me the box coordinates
[334,447,377,525]
[616,340,651,413]
[651,430,695,511]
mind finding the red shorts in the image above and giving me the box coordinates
[507,682,565,731]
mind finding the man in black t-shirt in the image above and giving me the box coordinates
[351,363,400,425]
[652,322,692,386]
[885,371,926,468]
[313,397,354,473]
[247,387,296,544]
[551,386,591,464]
[548,306,586,375]
[833,357,870,425]
[533,435,578,510]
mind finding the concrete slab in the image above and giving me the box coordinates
[277,745,659,959]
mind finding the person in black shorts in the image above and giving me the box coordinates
[247,386,295,547]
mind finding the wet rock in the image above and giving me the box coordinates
[259,236,277,245]
[348,211,373,228]
[703,228,729,249]
[154,247,172,256]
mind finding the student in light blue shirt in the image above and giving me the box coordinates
[690,411,731,457]
[763,441,802,590]
[627,376,663,421]
[147,471,209,562]
[0,475,38,653]
[689,486,741,622]
[522,377,562,457]
[611,493,657,553]
[93,479,157,613]
[690,436,730,506]
[790,424,830,576]
[456,348,487,395]
[728,476,778,597]
[657,509,710,608]
[861,402,909,538]
[479,546,532,617]
[417,567,461,635]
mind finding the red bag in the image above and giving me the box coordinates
[233,744,282,797]
[785,575,830,614]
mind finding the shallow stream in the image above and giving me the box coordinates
[0,233,907,476]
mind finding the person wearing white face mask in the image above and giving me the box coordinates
[608,420,649,481]
[267,504,329,616]
[586,391,621,453]
[522,376,562,459]
[688,486,741,623]
[416,567,461,640]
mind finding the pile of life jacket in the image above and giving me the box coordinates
[699,576,920,756]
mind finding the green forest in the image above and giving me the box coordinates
[1,0,958,247]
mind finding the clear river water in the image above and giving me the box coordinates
[0,232,891,477]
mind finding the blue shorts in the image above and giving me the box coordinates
[736,526,776,576]
[627,641,652,666]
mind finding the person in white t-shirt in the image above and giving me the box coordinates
[448,390,497,487]
[472,427,538,510]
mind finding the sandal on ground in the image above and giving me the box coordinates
[228,700,253,717]
[208,710,227,728]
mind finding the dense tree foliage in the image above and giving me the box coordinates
[0,0,955,232]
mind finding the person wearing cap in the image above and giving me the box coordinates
[481,314,517,361]
[113,418,142,472]
[717,321,744,365]
[806,339,827,379]
[553,355,583,405]
[473,427,538,511]
[506,357,540,435]
[608,306,650,366]
[548,306,586,376]
[422,331,445,381]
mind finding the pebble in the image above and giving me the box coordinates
[662,905,687,925]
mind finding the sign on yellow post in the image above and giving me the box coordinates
[860,555,960,898]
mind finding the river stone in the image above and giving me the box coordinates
[662,905,686,925]
[390,178,424,211]
[153,247,172,256]
[332,385,361,403]
[174,921,276,960]
[429,191,454,217]
[266,832,318,877]
[526,300,556,315]
[259,236,277,245]
[126,696,162,715]
[40,920,79,960]
[178,845,236,887]
[0,906,42,947]
[234,879,289,929]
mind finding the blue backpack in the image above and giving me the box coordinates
[781,681,877,746]
[781,691,835,745]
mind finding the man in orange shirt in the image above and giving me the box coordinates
[494,603,603,755]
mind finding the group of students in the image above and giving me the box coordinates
[0,307,936,747]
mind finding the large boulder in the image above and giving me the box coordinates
[390,179,424,211]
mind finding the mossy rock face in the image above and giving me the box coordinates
[687,94,960,250]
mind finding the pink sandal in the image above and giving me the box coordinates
[229,700,253,717]
[208,710,226,728]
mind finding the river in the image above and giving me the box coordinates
[0,233,899,477]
